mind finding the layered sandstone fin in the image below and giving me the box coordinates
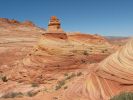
[97,38,133,84]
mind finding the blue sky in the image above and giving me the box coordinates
[0,0,133,36]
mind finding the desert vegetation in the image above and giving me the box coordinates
[110,92,133,100]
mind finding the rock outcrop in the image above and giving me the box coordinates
[0,16,126,100]
[97,38,133,84]
[47,16,64,33]
[22,20,35,27]
[63,38,133,100]
[68,33,110,45]
[0,16,113,87]
[0,18,45,34]
[42,16,67,40]
[0,18,35,27]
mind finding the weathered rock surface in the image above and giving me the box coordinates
[0,18,45,34]
[63,38,133,100]
[44,16,67,40]
[97,38,133,84]
[0,16,112,84]
[0,16,126,100]
[47,16,64,33]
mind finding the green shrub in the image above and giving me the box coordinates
[55,85,61,90]
[55,73,76,90]
[110,92,133,100]
[31,83,39,87]
[55,80,65,90]
[2,92,23,98]
[27,91,39,97]
[65,73,76,80]
[58,80,65,86]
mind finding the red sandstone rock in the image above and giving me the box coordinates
[22,20,35,26]
[63,38,133,100]
[42,16,67,40]
[46,16,64,33]
[0,16,120,100]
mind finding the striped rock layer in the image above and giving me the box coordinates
[63,38,133,100]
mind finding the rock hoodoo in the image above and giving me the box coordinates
[43,16,67,40]
[47,16,64,33]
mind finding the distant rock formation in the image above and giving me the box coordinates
[0,17,45,33]
[46,16,64,33]
[42,16,67,40]
[68,33,110,45]
[22,20,35,27]
[0,18,35,26]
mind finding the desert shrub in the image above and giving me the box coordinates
[64,86,68,89]
[104,49,108,51]
[27,91,39,97]
[90,48,93,50]
[71,73,76,77]
[77,72,82,76]
[58,80,65,86]
[55,85,62,90]
[2,92,23,98]
[53,97,58,99]
[65,73,76,80]
[101,49,108,53]
[101,50,105,53]
[110,92,133,100]
[64,73,68,76]
[55,80,65,90]
[83,51,88,55]
[81,59,86,63]
[1,76,8,82]
[55,73,77,90]
[31,83,39,87]
[55,85,61,90]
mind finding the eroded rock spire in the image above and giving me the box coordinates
[46,16,64,33]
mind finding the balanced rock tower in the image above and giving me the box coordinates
[43,16,67,39]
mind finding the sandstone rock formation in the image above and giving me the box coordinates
[97,38,133,84]
[0,16,112,83]
[0,18,46,78]
[22,20,35,26]
[0,18,45,33]
[68,33,110,45]
[47,16,64,33]
[43,16,67,40]
[0,18,33,26]
[0,17,117,100]
[63,38,133,100]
